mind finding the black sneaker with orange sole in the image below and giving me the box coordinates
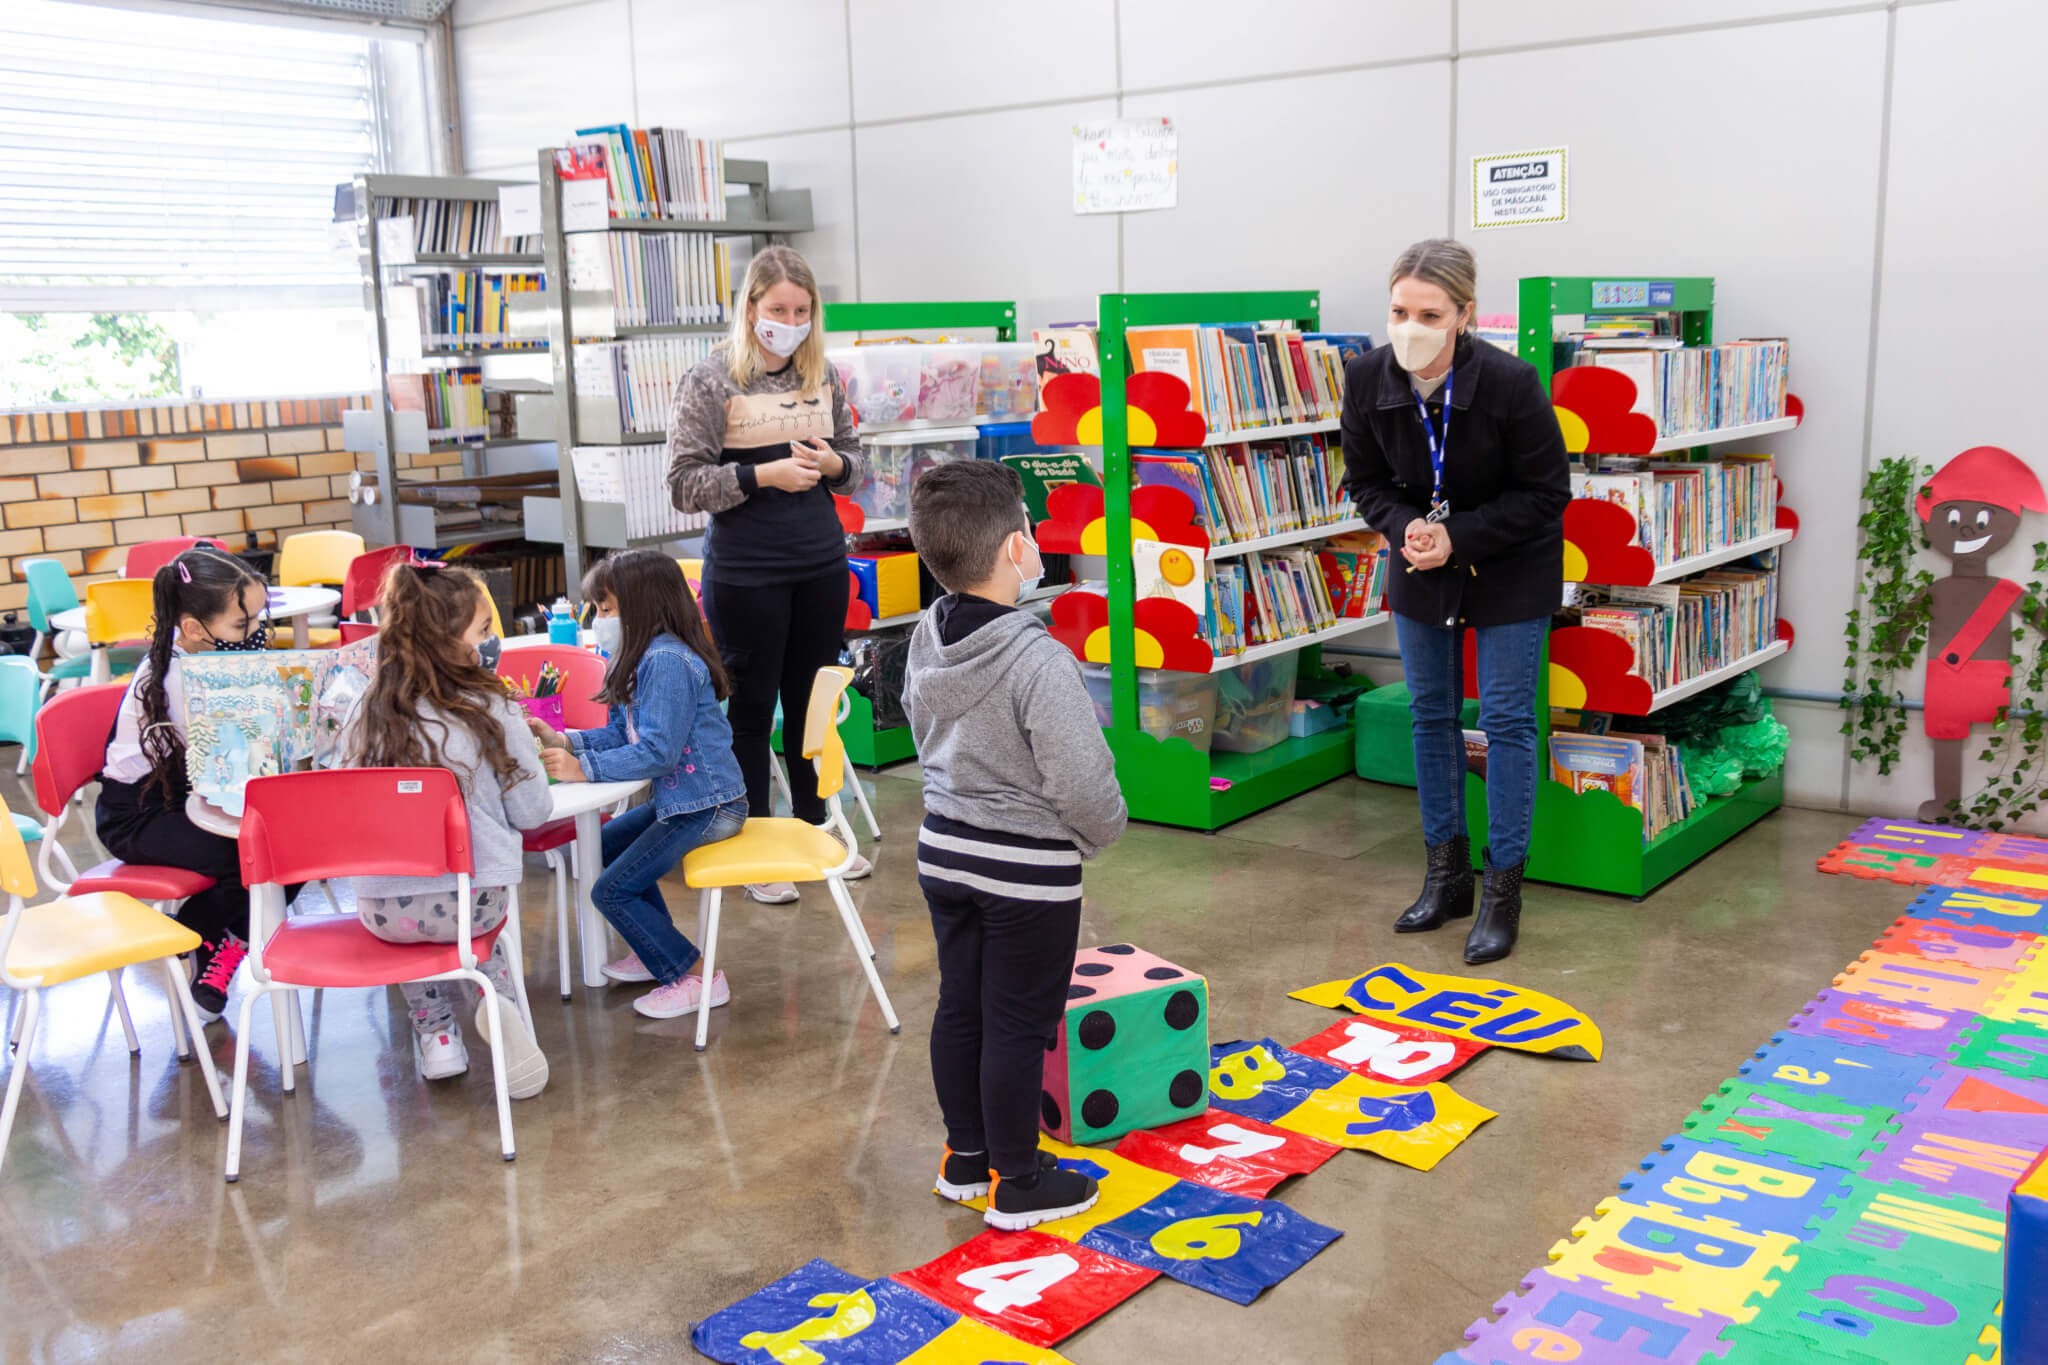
[985,1164,1099,1231]
[934,1147,1058,1203]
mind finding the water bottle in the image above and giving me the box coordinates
[547,596,578,646]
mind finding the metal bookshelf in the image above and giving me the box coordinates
[349,172,550,549]
[529,152,813,588]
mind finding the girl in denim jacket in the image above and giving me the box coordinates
[529,550,748,1019]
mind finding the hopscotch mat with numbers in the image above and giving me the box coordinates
[690,955,1601,1362]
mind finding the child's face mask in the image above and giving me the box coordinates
[207,621,271,652]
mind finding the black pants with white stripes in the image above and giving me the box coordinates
[918,812,1084,1180]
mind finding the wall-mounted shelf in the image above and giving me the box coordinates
[1211,614,1390,672]
[1648,415,1800,454]
[1206,517,1369,561]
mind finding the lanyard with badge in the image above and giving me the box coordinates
[1414,367,1452,523]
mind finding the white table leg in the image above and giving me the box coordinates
[90,646,109,685]
[574,808,608,989]
[292,616,309,648]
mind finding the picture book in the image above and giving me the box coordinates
[182,639,380,817]
[1002,451,1101,523]
[1032,326,1100,408]
[1134,538,1207,619]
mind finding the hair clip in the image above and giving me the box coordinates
[415,559,448,572]
[177,562,191,583]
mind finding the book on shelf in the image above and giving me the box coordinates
[373,196,541,256]
[1571,455,1776,566]
[1032,326,1100,406]
[385,272,544,349]
[1138,433,1349,545]
[1568,338,1789,437]
[1572,554,1780,691]
[565,234,736,328]
[1126,323,1355,432]
[571,446,709,540]
[571,335,720,435]
[1548,725,1696,843]
[1202,541,1364,655]
[572,124,728,221]
[389,369,487,440]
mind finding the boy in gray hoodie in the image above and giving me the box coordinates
[905,461,1127,1231]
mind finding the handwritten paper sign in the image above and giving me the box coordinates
[1073,118,1177,215]
[1471,146,1568,229]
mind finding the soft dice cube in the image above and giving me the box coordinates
[1043,944,1210,1144]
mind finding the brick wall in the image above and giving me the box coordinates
[0,394,473,614]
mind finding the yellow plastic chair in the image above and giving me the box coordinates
[682,666,898,1051]
[274,530,364,648]
[81,579,153,682]
[0,794,226,1177]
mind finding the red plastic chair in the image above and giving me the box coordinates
[340,544,416,620]
[337,622,380,644]
[497,644,608,1000]
[124,537,225,580]
[224,768,533,1180]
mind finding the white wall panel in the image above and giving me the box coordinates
[1121,63,1451,332]
[723,129,860,304]
[847,0,1117,124]
[1459,0,1846,51]
[633,0,850,139]
[1778,701,1847,811]
[1117,0,1447,91]
[854,101,1118,332]
[452,0,579,29]
[456,0,629,174]
[1457,13,1887,706]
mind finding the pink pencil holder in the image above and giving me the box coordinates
[519,695,565,729]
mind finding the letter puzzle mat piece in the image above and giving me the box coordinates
[1799,1179,2007,1291]
[692,1260,1057,1365]
[1828,952,2011,1015]
[892,1229,1157,1347]
[1111,1110,1339,1197]
[1875,914,2043,972]
[1205,1038,1350,1125]
[1289,1016,1491,1086]
[1779,993,1974,1059]
[1839,818,2001,859]
[1543,1196,1801,1323]
[954,1137,1179,1243]
[1816,840,1952,885]
[1289,962,1603,1060]
[1044,944,1209,1145]
[1952,1017,2048,1081]
[1271,1072,1496,1171]
[1913,1062,2048,1117]
[1859,1110,2046,1210]
[1074,1177,1343,1305]
[1682,1078,1899,1170]
[1730,1239,2003,1365]
[1619,1139,1856,1241]
[1738,1034,1941,1112]
[1985,964,2048,1030]
[1455,1268,1736,1365]
[1908,883,2048,936]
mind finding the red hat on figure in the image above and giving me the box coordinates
[1916,445,2048,520]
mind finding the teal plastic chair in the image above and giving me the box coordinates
[0,657,42,841]
[23,559,144,701]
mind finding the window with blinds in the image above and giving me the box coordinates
[0,0,424,313]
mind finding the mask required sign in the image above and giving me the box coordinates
[1471,146,1568,229]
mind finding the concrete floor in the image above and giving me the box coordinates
[0,760,1894,1364]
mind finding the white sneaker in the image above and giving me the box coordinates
[633,971,731,1019]
[414,1027,469,1081]
[746,882,800,904]
[473,997,549,1100]
[601,950,654,983]
[840,852,872,881]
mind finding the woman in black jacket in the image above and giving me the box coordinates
[1340,239,1570,964]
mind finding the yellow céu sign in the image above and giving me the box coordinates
[1290,963,1603,1061]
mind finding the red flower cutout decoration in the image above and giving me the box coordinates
[845,570,871,632]
[833,494,864,535]
[1036,482,1207,555]
[1547,625,1657,714]
[1562,497,1656,585]
[1030,371,1207,449]
[1552,366,1657,455]
[1049,590,1214,673]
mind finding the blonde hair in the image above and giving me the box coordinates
[1389,238,1477,332]
[726,245,827,390]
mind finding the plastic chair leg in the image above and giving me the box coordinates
[473,971,516,1162]
[827,876,899,1034]
[501,889,535,1034]
[271,993,297,1092]
[695,889,723,1052]
[224,985,265,1181]
[161,956,226,1119]
[695,889,709,957]
[852,776,881,842]
[548,850,571,1002]
[107,968,140,1055]
[0,989,39,1179]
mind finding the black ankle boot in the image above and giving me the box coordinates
[1465,857,1524,964]
[1394,835,1474,933]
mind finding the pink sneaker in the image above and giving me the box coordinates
[633,970,731,1019]
[601,951,653,983]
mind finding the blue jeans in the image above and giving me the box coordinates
[1394,613,1546,868]
[593,797,749,985]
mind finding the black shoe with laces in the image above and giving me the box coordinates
[985,1163,1099,1231]
[188,935,248,1023]
[935,1147,1057,1203]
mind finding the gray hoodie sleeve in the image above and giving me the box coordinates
[667,361,749,513]
[1016,651,1128,859]
[824,363,864,494]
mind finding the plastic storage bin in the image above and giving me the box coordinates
[830,346,923,426]
[976,342,1041,420]
[917,343,980,422]
[1083,665,1217,752]
[855,426,980,523]
[1212,654,1299,753]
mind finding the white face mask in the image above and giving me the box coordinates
[1387,318,1453,372]
[1010,531,1044,597]
[593,614,622,656]
[753,316,811,358]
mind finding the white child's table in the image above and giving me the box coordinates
[51,585,343,684]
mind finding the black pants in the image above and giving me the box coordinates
[700,567,847,825]
[95,774,251,945]
[918,813,1084,1178]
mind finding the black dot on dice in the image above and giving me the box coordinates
[1169,1069,1203,1107]
[1098,944,1137,955]
[1067,985,1096,1000]
[1078,1010,1116,1050]
[1082,1090,1119,1129]
[1042,1092,1062,1129]
[1143,966,1184,980]
[1163,989,1200,1030]
[1075,963,1113,977]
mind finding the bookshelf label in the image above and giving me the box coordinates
[1590,280,1676,310]
[1471,146,1568,229]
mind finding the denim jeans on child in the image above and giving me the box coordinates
[1393,612,1547,868]
[593,797,750,985]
